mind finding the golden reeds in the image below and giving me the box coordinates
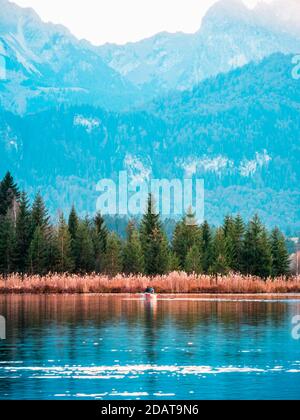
[0,272,300,294]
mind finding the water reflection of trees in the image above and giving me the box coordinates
[0,295,297,360]
[0,295,299,399]
[0,295,296,332]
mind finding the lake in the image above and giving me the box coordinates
[0,294,300,400]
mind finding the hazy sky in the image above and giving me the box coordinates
[11,0,271,45]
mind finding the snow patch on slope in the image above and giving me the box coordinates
[179,156,234,177]
[124,154,152,184]
[178,151,271,178]
[239,150,272,177]
[74,115,100,133]
[0,123,21,153]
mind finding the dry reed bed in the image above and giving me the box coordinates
[1,272,300,294]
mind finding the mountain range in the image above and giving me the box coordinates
[1,0,300,113]
[99,0,300,94]
[0,0,300,232]
[0,0,139,114]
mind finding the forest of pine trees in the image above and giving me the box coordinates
[0,172,291,278]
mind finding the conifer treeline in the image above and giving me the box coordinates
[0,172,291,278]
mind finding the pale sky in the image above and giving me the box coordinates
[11,0,271,45]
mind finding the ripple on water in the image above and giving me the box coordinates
[1,363,299,379]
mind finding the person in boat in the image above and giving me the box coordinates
[144,286,155,294]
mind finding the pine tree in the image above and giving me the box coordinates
[210,228,229,275]
[231,215,245,273]
[271,227,290,277]
[223,215,235,238]
[68,205,79,241]
[258,228,273,278]
[93,212,108,273]
[222,215,245,273]
[148,228,170,275]
[172,221,187,269]
[140,194,161,245]
[14,192,31,274]
[172,208,202,270]
[68,205,79,264]
[169,251,180,272]
[55,213,74,273]
[243,215,261,276]
[210,255,229,277]
[0,171,20,218]
[123,222,144,274]
[30,193,55,273]
[140,194,170,275]
[243,215,272,278]
[201,221,213,274]
[94,212,108,252]
[0,213,15,276]
[31,193,50,233]
[104,233,123,276]
[28,226,48,275]
[185,245,202,274]
[46,226,60,273]
[74,220,95,273]
[222,215,235,269]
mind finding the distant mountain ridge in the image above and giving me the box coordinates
[1,0,300,113]
[98,0,300,94]
[0,0,140,114]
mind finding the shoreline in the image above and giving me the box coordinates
[1,292,300,298]
[1,273,300,295]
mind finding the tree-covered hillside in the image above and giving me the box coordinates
[0,53,299,231]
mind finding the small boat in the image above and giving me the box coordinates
[144,293,158,301]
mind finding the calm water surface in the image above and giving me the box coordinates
[0,294,300,400]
